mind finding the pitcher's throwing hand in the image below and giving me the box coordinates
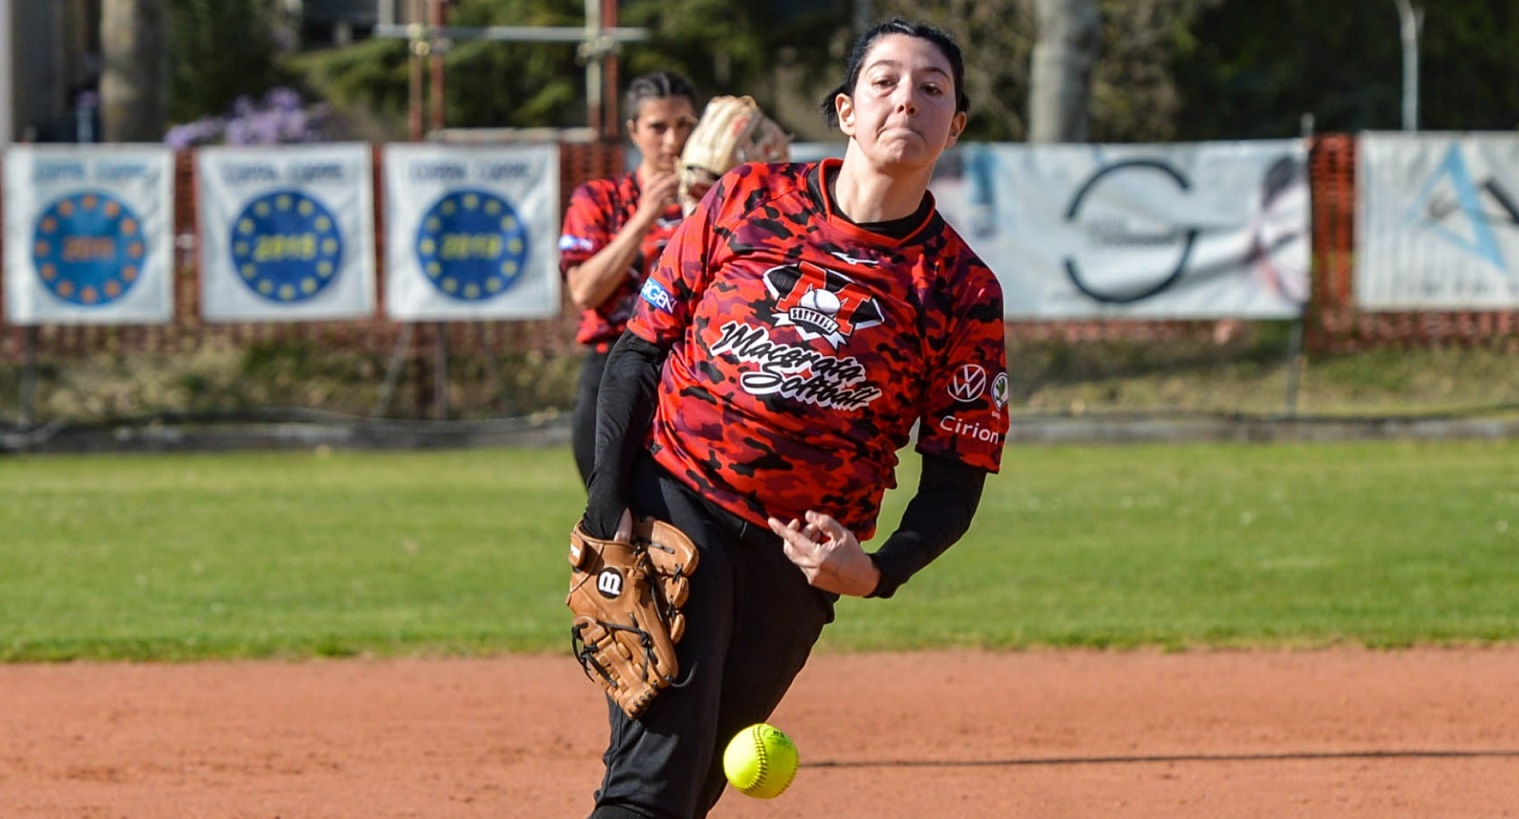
[768,510,881,597]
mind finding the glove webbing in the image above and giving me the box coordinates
[570,613,659,689]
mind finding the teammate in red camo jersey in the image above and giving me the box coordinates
[559,71,699,486]
[580,19,1009,819]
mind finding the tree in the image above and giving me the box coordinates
[1167,0,1519,138]
[620,0,850,138]
[293,0,851,139]
[100,0,170,141]
[294,0,632,136]
[167,0,293,125]
[277,0,1519,145]
[431,0,586,129]
[1170,0,1398,138]
[1089,0,1221,142]
[1029,0,1100,142]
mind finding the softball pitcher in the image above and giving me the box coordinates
[570,19,1009,819]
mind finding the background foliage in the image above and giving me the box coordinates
[1172,0,1519,138]
[169,0,1519,144]
[168,0,297,124]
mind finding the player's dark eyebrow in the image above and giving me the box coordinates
[863,58,952,81]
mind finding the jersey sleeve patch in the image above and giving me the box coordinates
[639,277,679,314]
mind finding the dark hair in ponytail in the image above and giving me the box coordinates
[625,71,698,123]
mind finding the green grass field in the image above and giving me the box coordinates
[2,439,1517,661]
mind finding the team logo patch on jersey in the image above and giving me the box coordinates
[948,364,989,403]
[640,278,679,313]
[764,262,883,349]
[991,372,1010,412]
[559,234,593,253]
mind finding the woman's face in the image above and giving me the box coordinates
[835,33,965,173]
[628,96,698,175]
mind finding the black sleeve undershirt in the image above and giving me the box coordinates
[582,331,666,540]
[868,453,987,598]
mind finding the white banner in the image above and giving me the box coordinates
[197,144,376,322]
[929,141,1311,319]
[382,144,560,320]
[1356,132,1519,310]
[3,145,174,325]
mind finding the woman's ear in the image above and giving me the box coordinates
[835,93,856,137]
[945,111,968,147]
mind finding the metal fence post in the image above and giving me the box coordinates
[20,326,37,429]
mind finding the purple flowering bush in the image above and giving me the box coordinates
[166,87,331,149]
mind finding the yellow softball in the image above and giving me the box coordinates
[722,723,799,799]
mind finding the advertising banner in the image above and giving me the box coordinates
[929,140,1311,319]
[1356,132,1519,310]
[3,145,174,325]
[382,144,560,321]
[197,144,376,321]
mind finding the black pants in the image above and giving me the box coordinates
[572,348,611,487]
[590,455,837,819]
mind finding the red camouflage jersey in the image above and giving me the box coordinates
[627,158,1009,541]
[558,172,686,349]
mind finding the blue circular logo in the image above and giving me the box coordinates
[415,189,529,301]
[32,191,146,307]
[230,190,344,303]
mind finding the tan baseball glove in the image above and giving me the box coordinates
[678,95,791,213]
[567,515,700,718]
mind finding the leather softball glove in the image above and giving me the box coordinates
[678,95,790,213]
[567,516,699,718]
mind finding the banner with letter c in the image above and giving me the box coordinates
[196,143,376,322]
[382,143,560,321]
[3,144,174,326]
[929,140,1311,320]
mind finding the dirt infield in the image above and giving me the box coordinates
[4,648,1517,818]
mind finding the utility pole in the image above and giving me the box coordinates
[0,0,11,145]
[429,0,446,136]
[1393,0,1422,131]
